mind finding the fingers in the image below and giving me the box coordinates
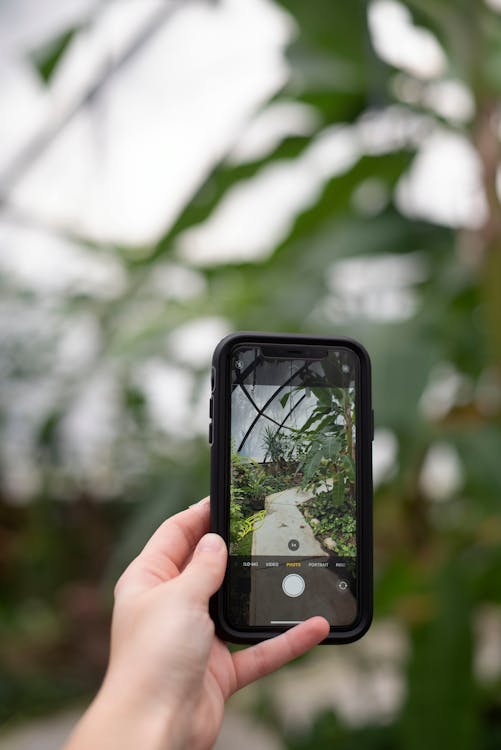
[178,533,227,605]
[141,496,210,571]
[115,497,210,599]
[232,617,330,692]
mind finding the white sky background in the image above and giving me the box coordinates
[0,0,490,497]
[0,0,489,266]
[0,0,489,254]
[2,0,293,245]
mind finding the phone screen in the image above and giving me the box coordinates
[227,344,359,629]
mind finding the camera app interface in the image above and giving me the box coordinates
[227,345,359,629]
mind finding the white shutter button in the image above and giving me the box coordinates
[282,574,305,598]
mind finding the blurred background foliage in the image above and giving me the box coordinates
[0,0,500,748]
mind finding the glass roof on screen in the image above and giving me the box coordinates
[231,346,356,462]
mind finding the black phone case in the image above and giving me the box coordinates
[209,332,373,644]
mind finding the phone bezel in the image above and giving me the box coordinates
[209,332,373,644]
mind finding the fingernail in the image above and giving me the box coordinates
[189,496,210,508]
[197,533,225,553]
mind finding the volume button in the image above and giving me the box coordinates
[208,422,213,445]
[209,397,213,418]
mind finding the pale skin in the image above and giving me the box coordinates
[65,496,330,750]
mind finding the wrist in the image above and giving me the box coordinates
[66,677,186,750]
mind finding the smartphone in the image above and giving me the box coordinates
[209,332,373,644]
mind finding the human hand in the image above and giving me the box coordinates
[65,496,329,750]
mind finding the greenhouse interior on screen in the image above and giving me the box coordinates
[229,348,357,558]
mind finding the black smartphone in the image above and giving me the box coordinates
[209,332,373,644]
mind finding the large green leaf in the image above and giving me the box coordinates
[401,560,478,750]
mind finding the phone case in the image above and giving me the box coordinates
[209,332,373,644]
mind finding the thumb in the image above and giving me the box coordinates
[180,533,227,604]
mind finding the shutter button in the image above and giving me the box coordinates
[282,574,305,598]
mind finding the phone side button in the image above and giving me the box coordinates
[208,422,213,445]
[371,409,375,442]
[209,397,213,418]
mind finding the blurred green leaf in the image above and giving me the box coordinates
[401,561,478,750]
[32,29,77,83]
[285,708,398,749]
